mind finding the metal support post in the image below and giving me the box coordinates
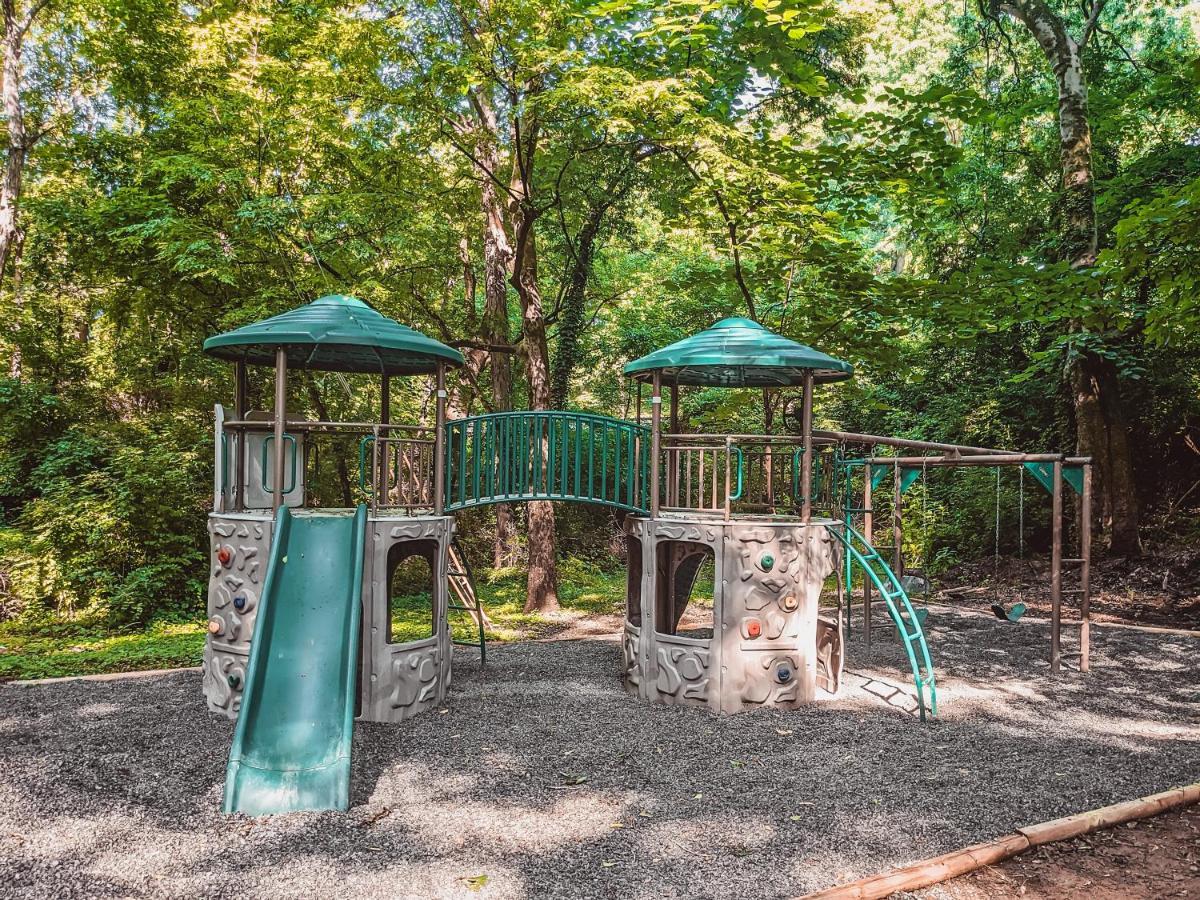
[434,363,447,516]
[650,372,662,518]
[1050,460,1063,672]
[272,348,287,512]
[800,373,813,523]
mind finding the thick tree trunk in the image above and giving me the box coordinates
[997,0,1139,554]
[512,230,558,613]
[508,122,558,612]
[474,113,519,568]
[1,0,32,379]
[1071,352,1140,554]
[0,2,27,287]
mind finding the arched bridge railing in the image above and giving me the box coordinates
[444,412,650,514]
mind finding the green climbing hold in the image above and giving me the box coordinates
[227,672,242,689]
[760,553,775,571]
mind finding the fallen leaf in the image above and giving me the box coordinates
[610,823,624,829]
[775,728,793,736]
[462,874,489,891]
[601,861,616,868]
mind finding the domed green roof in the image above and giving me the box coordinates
[203,294,464,375]
[623,317,853,387]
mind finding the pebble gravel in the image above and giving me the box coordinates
[1,608,1197,899]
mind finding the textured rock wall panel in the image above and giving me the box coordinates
[202,514,273,718]
[621,515,840,714]
[653,638,712,704]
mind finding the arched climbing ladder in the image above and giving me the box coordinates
[825,522,938,720]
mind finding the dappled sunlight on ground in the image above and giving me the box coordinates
[1,603,1196,898]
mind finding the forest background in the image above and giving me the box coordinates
[0,0,1197,670]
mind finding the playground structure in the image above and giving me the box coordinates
[200,296,1092,816]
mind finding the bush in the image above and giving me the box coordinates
[4,417,209,626]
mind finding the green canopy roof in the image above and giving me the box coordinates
[203,294,464,375]
[623,317,853,387]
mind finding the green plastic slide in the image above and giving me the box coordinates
[223,504,367,816]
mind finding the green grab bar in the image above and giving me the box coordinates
[262,433,298,495]
[357,435,375,490]
[729,445,745,501]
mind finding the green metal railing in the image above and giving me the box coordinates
[444,412,650,514]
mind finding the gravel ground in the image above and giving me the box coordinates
[1,608,1197,899]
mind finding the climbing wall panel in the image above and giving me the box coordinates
[202,512,274,718]
[623,515,841,714]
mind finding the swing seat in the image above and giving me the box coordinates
[991,602,1027,623]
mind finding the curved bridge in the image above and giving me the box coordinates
[444,412,650,514]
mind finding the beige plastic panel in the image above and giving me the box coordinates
[623,516,841,715]
[359,515,454,724]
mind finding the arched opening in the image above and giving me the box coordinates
[654,541,715,639]
[625,535,643,627]
[386,539,437,644]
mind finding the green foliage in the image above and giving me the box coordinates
[4,419,207,626]
[0,0,1198,657]
[0,620,205,681]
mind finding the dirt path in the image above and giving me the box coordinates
[918,804,1200,899]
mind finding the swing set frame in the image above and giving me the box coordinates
[824,430,1093,674]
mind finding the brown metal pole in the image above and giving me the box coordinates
[893,462,903,575]
[433,363,446,516]
[234,359,247,512]
[812,429,1016,456]
[650,372,662,518]
[800,373,813,523]
[1050,460,1063,673]
[863,462,873,648]
[1080,463,1092,673]
[272,348,287,512]
[668,383,679,506]
[723,436,732,521]
[378,374,390,508]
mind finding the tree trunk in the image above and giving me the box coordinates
[508,126,558,613]
[996,0,1139,553]
[549,209,601,408]
[0,1,27,287]
[1071,352,1140,554]
[473,102,519,568]
[1,0,30,379]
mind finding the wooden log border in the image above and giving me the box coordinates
[801,782,1200,899]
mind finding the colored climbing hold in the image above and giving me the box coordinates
[780,594,798,612]
[216,546,232,566]
[207,618,223,635]
[746,619,762,638]
[760,553,774,571]
[776,666,792,684]
[233,595,246,610]
[227,672,242,689]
